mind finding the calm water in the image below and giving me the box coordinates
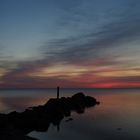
[0,88,140,140]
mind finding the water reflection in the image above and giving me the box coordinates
[0,96,49,113]
[0,89,140,140]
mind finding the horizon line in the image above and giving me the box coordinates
[0,87,140,90]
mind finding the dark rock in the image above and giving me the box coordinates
[0,92,99,140]
[117,127,122,131]
[65,118,73,122]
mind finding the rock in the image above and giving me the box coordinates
[0,92,99,139]
[65,118,73,122]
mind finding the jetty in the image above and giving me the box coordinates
[0,92,99,140]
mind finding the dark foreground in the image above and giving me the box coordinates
[0,92,99,140]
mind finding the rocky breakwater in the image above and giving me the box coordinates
[0,92,100,140]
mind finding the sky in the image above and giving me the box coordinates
[0,0,140,88]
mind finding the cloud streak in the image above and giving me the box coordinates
[41,0,140,67]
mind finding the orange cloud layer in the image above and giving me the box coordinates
[0,62,140,88]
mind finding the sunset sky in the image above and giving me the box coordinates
[0,0,140,88]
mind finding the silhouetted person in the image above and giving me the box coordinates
[57,86,60,99]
